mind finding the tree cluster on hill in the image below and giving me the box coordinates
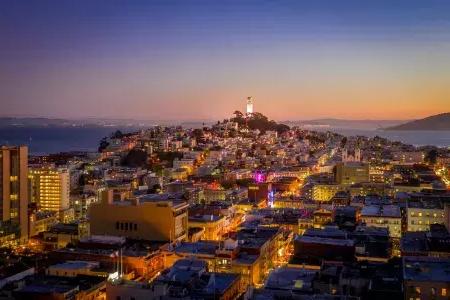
[121,148,148,168]
[230,111,290,134]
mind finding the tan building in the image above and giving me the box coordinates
[188,214,226,240]
[29,167,70,212]
[29,210,58,237]
[90,190,188,242]
[0,146,29,242]
[334,162,370,185]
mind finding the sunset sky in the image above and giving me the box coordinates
[1,0,450,121]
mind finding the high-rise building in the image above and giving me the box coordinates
[0,146,29,242]
[29,167,70,213]
[246,96,253,115]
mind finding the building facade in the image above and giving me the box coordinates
[90,190,188,242]
[0,146,29,242]
[29,167,70,213]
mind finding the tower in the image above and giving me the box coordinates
[246,96,253,115]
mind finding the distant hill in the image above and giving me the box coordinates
[285,119,406,130]
[384,113,450,131]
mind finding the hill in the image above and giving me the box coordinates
[285,119,406,130]
[230,111,290,134]
[384,113,450,131]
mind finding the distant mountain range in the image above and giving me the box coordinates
[2,114,448,131]
[384,113,450,131]
[285,119,407,130]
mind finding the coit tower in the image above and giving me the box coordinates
[246,96,253,115]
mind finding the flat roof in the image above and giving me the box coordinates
[48,261,99,270]
[361,205,400,218]
[265,267,317,291]
[298,236,354,247]
[403,257,450,282]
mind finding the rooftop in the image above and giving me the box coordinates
[403,257,450,282]
[361,205,400,218]
[297,235,354,247]
[265,267,317,292]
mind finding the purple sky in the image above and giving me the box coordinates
[1,0,450,120]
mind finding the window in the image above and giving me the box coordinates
[431,287,436,296]
[415,287,421,294]
[134,224,137,231]
[442,288,447,296]
[116,222,119,230]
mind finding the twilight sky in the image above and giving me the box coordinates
[1,0,450,121]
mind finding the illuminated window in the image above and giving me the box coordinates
[442,288,447,296]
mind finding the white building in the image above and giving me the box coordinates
[360,205,402,238]
[407,201,445,232]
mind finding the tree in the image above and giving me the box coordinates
[110,130,123,139]
[122,148,148,168]
[233,110,243,118]
[98,137,110,152]
[425,149,438,165]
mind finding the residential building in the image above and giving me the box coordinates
[407,200,445,232]
[360,205,402,238]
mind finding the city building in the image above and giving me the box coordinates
[0,146,29,243]
[312,183,343,202]
[392,151,424,165]
[90,190,188,242]
[334,162,370,185]
[360,205,402,238]
[29,167,71,221]
[403,256,449,300]
[407,200,445,232]
[188,214,226,241]
[401,224,450,258]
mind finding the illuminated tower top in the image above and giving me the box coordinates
[246,96,253,115]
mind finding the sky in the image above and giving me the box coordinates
[1,0,450,121]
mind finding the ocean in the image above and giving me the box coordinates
[0,126,448,155]
[0,127,139,155]
[314,128,450,148]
